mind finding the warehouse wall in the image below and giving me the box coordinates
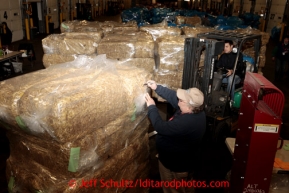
[266,0,287,33]
[0,0,23,42]
[47,0,59,28]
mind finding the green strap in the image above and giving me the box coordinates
[131,106,136,122]
[284,144,289,151]
[68,147,80,172]
[15,116,29,132]
[8,176,14,193]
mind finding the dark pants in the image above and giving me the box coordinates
[275,58,287,80]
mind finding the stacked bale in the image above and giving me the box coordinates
[97,32,155,73]
[1,55,151,192]
[182,26,215,37]
[42,32,102,68]
[185,16,202,26]
[236,28,270,72]
[140,25,181,41]
[153,35,187,101]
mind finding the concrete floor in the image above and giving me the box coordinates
[0,15,289,193]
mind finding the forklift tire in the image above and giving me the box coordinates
[214,120,231,144]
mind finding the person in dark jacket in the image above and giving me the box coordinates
[216,40,243,101]
[1,22,12,49]
[145,80,206,193]
[272,36,289,81]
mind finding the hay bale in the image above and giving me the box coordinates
[140,26,181,41]
[0,55,151,142]
[182,26,214,37]
[156,36,186,71]
[60,20,80,32]
[175,16,186,25]
[64,31,104,43]
[97,32,154,59]
[7,114,149,177]
[0,67,79,131]
[260,45,266,55]
[42,34,65,54]
[185,16,202,26]
[6,134,150,192]
[154,70,183,91]
[43,54,76,68]
[59,37,97,55]
[119,58,156,72]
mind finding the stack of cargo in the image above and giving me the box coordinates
[0,55,151,192]
[140,21,182,41]
[97,32,155,73]
[182,26,215,37]
[236,27,270,73]
[42,31,102,68]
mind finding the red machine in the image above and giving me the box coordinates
[230,72,285,193]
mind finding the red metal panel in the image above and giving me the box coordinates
[230,72,284,193]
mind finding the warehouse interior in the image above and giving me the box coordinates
[1,0,289,193]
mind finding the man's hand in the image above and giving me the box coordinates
[226,69,233,77]
[145,93,155,107]
[146,80,157,90]
[272,57,275,61]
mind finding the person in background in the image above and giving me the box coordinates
[145,80,206,193]
[1,22,12,50]
[272,36,289,81]
[216,40,243,101]
[201,14,211,27]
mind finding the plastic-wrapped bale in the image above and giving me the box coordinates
[109,20,139,33]
[119,58,156,72]
[64,31,104,43]
[6,133,150,193]
[6,113,149,178]
[59,36,98,55]
[0,55,151,143]
[235,27,270,46]
[42,34,65,54]
[185,16,202,26]
[260,45,266,55]
[97,32,154,59]
[140,26,181,41]
[0,66,81,132]
[60,20,80,32]
[42,54,76,68]
[242,47,255,59]
[182,26,214,37]
[74,20,102,32]
[156,35,186,71]
[175,16,186,25]
[152,70,183,101]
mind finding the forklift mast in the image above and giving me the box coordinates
[183,31,262,118]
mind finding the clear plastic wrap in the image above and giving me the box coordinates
[42,34,65,54]
[0,55,152,142]
[140,20,181,41]
[6,125,150,192]
[182,26,215,37]
[156,35,186,71]
[6,112,149,177]
[64,31,104,43]
[97,32,154,59]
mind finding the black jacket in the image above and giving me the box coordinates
[147,85,206,172]
[274,42,289,61]
[217,51,244,77]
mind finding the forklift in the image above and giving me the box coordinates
[182,30,262,143]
